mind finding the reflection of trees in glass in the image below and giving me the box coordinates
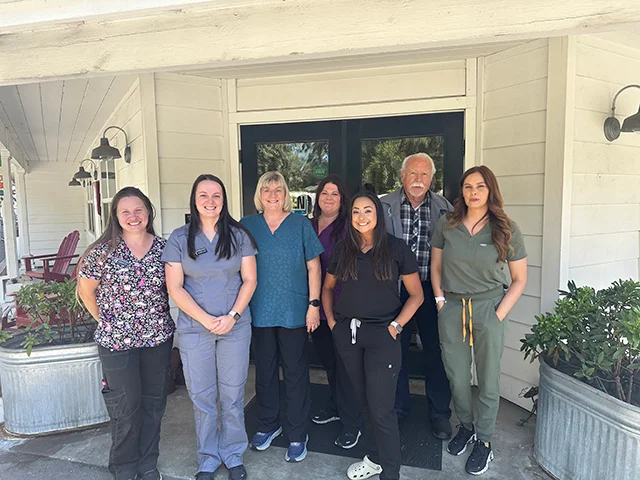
[257,142,328,191]
[361,137,444,195]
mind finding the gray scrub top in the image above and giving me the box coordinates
[161,224,257,332]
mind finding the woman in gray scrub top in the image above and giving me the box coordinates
[431,166,527,477]
[162,174,258,480]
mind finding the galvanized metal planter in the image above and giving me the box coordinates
[535,359,640,480]
[0,342,108,435]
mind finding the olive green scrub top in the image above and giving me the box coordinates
[431,216,527,295]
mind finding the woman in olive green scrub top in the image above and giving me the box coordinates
[430,165,527,476]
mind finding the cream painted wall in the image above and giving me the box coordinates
[155,73,227,237]
[84,78,145,194]
[481,39,549,406]
[24,162,87,256]
[235,61,466,112]
[569,34,640,290]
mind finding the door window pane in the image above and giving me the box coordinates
[361,136,445,196]
[257,142,328,215]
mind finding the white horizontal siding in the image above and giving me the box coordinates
[82,78,146,195]
[155,74,226,237]
[236,61,466,112]
[570,36,640,289]
[481,40,548,409]
[25,162,87,256]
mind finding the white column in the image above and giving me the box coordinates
[13,166,29,262]
[0,152,18,277]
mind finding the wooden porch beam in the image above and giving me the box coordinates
[1,0,639,85]
[0,126,29,173]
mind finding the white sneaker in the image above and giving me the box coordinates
[347,455,382,479]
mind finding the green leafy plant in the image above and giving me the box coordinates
[0,280,96,356]
[521,279,640,405]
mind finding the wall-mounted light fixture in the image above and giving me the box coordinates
[603,84,640,141]
[68,159,97,187]
[91,125,131,163]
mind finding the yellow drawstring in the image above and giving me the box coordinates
[461,298,474,346]
[462,298,467,343]
[468,298,474,346]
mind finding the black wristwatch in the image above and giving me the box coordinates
[309,299,321,307]
[228,310,241,321]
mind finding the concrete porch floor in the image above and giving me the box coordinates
[0,367,548,480]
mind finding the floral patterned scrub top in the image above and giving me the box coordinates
[79,237,175,351]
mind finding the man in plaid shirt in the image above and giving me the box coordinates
[381,153,454,440]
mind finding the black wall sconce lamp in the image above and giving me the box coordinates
[603,84,640,141]
[91,125,131,163]
[68,159,97,187]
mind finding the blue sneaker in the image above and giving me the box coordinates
[250,426,282,451]
[285,435,309,462]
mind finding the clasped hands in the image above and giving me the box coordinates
[201,314,236,335]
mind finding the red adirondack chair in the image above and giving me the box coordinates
[23,230,80,282]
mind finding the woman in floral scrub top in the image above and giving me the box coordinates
[78,187,174,480]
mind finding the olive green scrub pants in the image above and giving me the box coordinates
[438,287,506,443]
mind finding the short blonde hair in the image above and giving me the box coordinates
[254,171,292,213]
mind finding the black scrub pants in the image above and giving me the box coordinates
[98,339,172,480]
[252,325,310,442]
[395,281,452,420]
[310,320,362,432]
[333,320,402,480]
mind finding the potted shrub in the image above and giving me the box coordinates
[0,279,108,435]
[521,279,640,480]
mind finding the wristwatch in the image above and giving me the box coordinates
[228,310,241,321]
[435,296,446,305]
[390,321,403,334]
[309,299,321,307]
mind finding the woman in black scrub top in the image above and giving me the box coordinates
[322,191,424,480]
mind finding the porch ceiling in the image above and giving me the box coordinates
[0,75,136,167]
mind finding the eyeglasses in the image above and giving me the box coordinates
[261,188,284,195]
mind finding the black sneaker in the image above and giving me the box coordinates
[312,409,340,425]
[465,440,494,475]
[447,424,476,456]
[228,465,248,480]
[334,429,361,449]
[137,469,162,480]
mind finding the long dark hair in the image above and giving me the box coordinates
[311,174,349,243]
[333,191,392,282]
[187,174,257,260]
[78,186,156,268]
[447,165,513,262]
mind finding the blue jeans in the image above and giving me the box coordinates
[394,281,452,420]
[98,339,172,480]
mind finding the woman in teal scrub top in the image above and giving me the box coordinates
[240,171,324,464]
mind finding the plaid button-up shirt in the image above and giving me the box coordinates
[400,190,432,281]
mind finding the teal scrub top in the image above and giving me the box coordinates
[240,213,324,329]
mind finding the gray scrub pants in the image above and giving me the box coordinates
[178,318,251,473]
[438,288,506,443]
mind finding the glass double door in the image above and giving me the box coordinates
[240,112,464,216]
